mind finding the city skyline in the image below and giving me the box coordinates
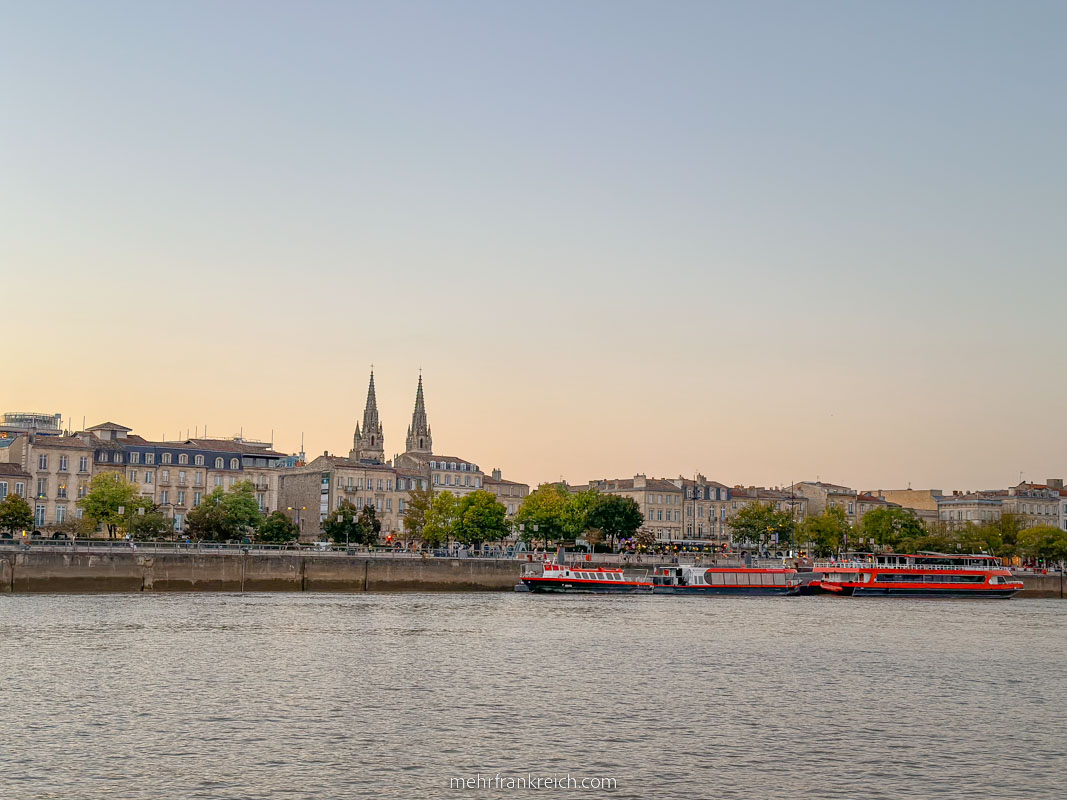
[3,2,1065,491]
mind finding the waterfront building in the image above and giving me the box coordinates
[726,486,809,531]
[89,423,287,532]
[0,430,97,531]
[677,475,732,545]
[870,488,942,526]
[277,454,420,542]
[582,474,685,544]
[0,462,32,508]
[483,468,529,517]
[1000,481,1062,528]
[937,492,1003,528]
[789,480,895,527]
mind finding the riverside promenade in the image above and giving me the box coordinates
[0,542,1063,596]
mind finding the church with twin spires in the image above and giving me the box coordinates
[348,371,487,498]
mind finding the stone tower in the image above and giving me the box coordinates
[405,373,432,455]
[350,370,385,463]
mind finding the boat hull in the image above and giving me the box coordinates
[849,586,1021,598]
[653,585,797,596]
[521,577,652,594]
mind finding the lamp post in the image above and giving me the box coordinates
[287,506,306,540]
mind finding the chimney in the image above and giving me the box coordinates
[492,468,502,481]
[634,474,647,489]
[1047,478,1063,490]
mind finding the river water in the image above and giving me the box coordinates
[0,593,1063,799]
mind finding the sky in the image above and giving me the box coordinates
[2,1,1065,492]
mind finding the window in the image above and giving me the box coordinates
[161,470,169,483]
[145,472,153,485]
[847,502,854,515]
[0,482,6,499]
[174,514,183,532]
[145,453,155,465]
[35,504,46,527]
[386,479,393,491]
[386,499,392,512]
[376,498,382,512]
[77,484,87,498]
[36,478,47,498]
[178,453,188,465]
[229,477,236,487]
[434,474,440,485]
[162,453,172,464]
[59,456,69,471]
[38,454,48,470]
[177,491,185,506]
[215,457,223,469]
[195,472,202,486]
[194,455,204,466]
[115,452,124,464]
[15,483,25,497]
[648,510,654,520]
[178,471,186,485]
[129,471,137,483]
[79,456,89,472]
[56,505,66,524]
[377,479,383,491]
[214,476,222,487]
[230,458,239,470]
[161,490,169,504]
[130,452,140,464]
[194,492,202,507]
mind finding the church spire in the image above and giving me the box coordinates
[350,369,385,463]
[405,372,432,454]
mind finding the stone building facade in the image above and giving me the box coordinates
[483,469,529,517]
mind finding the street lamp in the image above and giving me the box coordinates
[286,506,306,539]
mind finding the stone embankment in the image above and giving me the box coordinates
[0,550,522,593]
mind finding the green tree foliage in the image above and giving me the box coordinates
[858,507,926,550]
[800,505,851,557]
[401,485,434,543]
[0,493,33,535]
[452,490,509,546]
[130,504,172,540]
[514,484,571,546]
[356,504,383,545]
[562,488,600,540]
[422,491,459,548]
[186,481,264,542]
[78,472,140,538]
[586,494,644,550]
[1017,525,1067,565]
[259,510,300,543]
[633,527,657,551]
[730,501,796,548]
[322,500,363,546]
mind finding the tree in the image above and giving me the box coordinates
[0,494,33,535]
[130,504,172,540]
[584,528,605,551]
[422,491,459,548]
[78,472,139,538]
[401,485,434,544]
[633,527,657,551]
[562,488,601,541]
[859,507,926,550]
[586,494,644,551]
[356,504,383,546]
[1018,525,1067,566]
[729,501,796,549]
[186,481,264,542]
[514,484,570,547]
[453,490,509,547]
[323,500,362,546]
[800,505,851,557]
[259,510,300,544]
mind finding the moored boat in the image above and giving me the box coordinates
[809,552,1023,598]
[652,564,800,595]
[520,561,653,594]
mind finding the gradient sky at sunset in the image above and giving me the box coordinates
[3,1,1065,491]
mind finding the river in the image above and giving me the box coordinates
[0,593,1063,799]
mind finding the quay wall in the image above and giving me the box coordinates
[0,551,522,594]
[0,551,1062,596]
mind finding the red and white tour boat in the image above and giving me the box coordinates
[809,552,1023,598]
[520,561,653,594]
[652,564,801,595]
